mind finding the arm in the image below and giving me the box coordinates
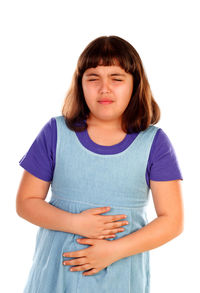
[111,179,184,260]
[62,179,184,276]
[16,170,77,234]
[16,170,128,238]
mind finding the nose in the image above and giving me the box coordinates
[100,79,111,94]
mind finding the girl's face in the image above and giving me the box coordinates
[82,64,133,128]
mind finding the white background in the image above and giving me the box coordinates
[0,0,199,292]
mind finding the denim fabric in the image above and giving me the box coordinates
[23,115,159,293]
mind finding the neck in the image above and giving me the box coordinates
[86,115,122,131]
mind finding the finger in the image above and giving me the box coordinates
[96,234,114,239]
[83,268,98,276]
[100,228,124,239]
[70,264,91,272]
[104,220,129,230]
[107,227,125,234]
[102,234,116,239]
[63,257,87,266]
[76,238,95,245]
[103,214,127,223]
[63,248,87,258]
[90,207,111,215]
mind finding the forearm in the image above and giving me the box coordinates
[16,198,77,234]
[111,215,183,260]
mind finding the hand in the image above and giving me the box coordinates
[63,238,120,276]
[71,206,129,240]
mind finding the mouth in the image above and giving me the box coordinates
[99,101,113,104]
[98,101,113,105]
[98,98,114,104]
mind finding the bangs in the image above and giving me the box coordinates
[77,36,136,76]
[62,35,161,132]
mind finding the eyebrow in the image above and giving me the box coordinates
[85,73,126,77]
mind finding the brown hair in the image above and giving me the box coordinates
[61,35,160,133]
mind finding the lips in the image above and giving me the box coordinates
[98,99,113,102]
[98,100,113,105]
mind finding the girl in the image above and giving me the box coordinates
[16,35,184,293]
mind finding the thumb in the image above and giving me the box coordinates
[90,206,111,215]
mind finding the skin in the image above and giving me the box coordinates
[62,65,184,276]
[16,64,184,277]
[63,180,184,276]
[16,171,129,238]
[81,64,134,132]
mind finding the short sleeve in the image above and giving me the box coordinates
[146,128,183,187]
[18,117,57,182]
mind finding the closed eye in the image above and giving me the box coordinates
[88,79,123,82]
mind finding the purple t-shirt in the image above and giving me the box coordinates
[19,117,183,189]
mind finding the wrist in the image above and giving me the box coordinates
[67,212,80,235]
[109,239,124,262]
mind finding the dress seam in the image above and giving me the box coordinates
[50,193,148,210]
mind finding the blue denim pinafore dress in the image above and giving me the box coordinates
[23,115,159,293]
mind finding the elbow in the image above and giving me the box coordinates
[161,214,184,240]
[167,207,184,238]
[171,217,184,238]
[16,202,22,218]
[16,198,25,218]
[176,211,185,236]
[177,221,184,236]
[174,225,184,238]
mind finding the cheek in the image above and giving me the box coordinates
[82,88,97,107]
[116,87,133,107]
[123,83,133,100]
[82,87,92,103]
[84,92,96,107]
[82,83,96,97]
[114,84,132,98]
